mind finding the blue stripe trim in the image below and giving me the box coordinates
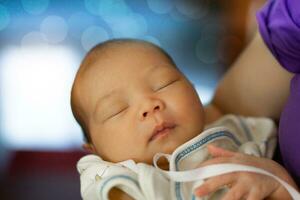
[175,131,241,170]
[237,117,253,141]
[264,140,269,157]
[100,175,139,199]
[174,130,241,200]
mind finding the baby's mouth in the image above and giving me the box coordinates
[149,122,176,142]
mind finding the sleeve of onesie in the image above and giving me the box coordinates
[77,155,144,200]
[256,0,300,73]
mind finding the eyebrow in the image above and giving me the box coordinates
[96,88,119,106]
[93,88,119,116]
[146,64,160,74]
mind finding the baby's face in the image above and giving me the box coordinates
[79,43,204,164]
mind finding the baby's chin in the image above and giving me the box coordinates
[140,140,185,164]
[157,133,196,153]
[110,134,198,165]
[155,134,201,160]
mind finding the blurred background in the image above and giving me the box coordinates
[0,0,266,199]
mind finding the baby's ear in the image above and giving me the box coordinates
[82,143,96,154]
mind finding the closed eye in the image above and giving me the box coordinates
[156,79,179,91]
[106,107,128,120]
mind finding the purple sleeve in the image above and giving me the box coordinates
[256,0,300,73]
[257,0,300,186]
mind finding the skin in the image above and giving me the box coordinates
[73,42,205,165]
[206,32,293,123]
[195,145,297,200]
[201,32,299,199]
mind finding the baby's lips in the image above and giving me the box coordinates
[149,122,176,142]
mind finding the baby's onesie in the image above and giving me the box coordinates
[77,115,297,200]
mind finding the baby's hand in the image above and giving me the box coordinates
[194,145,298,200]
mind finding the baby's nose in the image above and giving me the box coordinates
[142,105,160,118]
[140,99,164,120]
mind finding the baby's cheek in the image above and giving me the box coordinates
[177,96,204,132]
[177,94,203,120]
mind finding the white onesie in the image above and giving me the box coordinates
[77,115,299,200]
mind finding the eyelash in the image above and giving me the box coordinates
[156,79,179,91]
[108,107,128,119]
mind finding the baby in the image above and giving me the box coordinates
[71,39,206,166]
[71,39,293,200]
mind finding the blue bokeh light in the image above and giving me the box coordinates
[175,0,209,19]
[84,0,101,15]
[21,31,48,46]
[40,15,68,43]
[0,4,10,31]
[147,0,173,14]
[85,0,131,17]
[195,35,219,64]
[21,0,49,15]
[81,26,109,51]
[108,13,148,38]
[68,12,94,39]
[169,9,189,22]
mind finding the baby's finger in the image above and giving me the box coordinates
[194,173,237,197]
[246,189,263,200]
[246,179,280,200]
[221,184,247,200]
[207,144,236,158]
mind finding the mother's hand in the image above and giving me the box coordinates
[194,145,298,200]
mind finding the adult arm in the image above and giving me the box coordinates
[205,31,293,124]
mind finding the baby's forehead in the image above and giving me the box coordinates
[85,41,171,66]
[81,43,173,75]
[76,40,179,97]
